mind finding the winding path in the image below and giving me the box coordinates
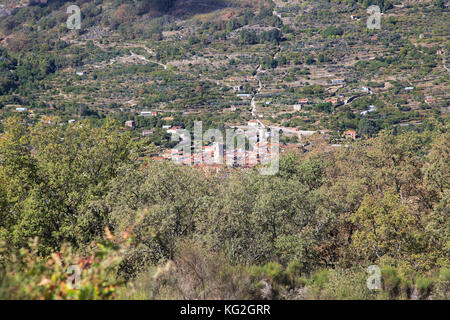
[130,47,167,70]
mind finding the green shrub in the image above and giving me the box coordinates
[264,262,286,283]
[430,268,450,299]
[308,268,375,300]
[313,269,329,289]
[286,260,303,285]
[415,276,435,297]
[381,266,401,293]
[440,268,450,281]
[295,276,308,288]
[0,236,128,300]
[381,266,412,299]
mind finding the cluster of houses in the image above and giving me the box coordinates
[124,119,182,137]
[158,139,279,170]
[292,96,340,111]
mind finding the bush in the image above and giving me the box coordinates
[381,266,412,299]
[415,276,435,298]
[120,241,251,300]
[0,235,128,300]
[286,260,303,285]
[312,269,329,289]
[429,268,450,299]
[305,268,376,300]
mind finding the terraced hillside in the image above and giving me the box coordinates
[0,0,448,144]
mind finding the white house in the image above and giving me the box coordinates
[360,105,377,115]
[142,130,154,136]
[331,79,345,85]
[140,111,158,117]
[248,120,259,127]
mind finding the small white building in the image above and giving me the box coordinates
[140,111,158,117]
[360,105,377,115]
[293,104,302,111]
[331,79,345,85]
[248,120,259,127]
[142,130,154,136]
[166,126,182,135]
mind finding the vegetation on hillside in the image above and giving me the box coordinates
[0,0,448,300]
[0,116,448,299]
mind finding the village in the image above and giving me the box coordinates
[0,0,448,172]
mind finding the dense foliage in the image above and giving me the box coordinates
[0,117,448,299]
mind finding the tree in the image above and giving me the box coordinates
[0,117,137,255]
[113,4,138,25]
[358,118,379,137]
[106,161,213,277]
[350,190,426,265]
[240,30,258,45]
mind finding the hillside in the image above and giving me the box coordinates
[0,0,448,144]
[0,0,448,301]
